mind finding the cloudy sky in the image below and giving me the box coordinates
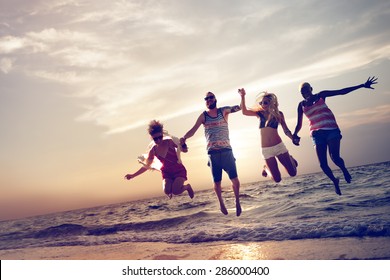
[1,0,389,220]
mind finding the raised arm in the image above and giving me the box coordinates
[238,88,258,117]
[319,76,378,99]
[226,105,241,114]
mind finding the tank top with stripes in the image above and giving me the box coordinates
[302,97,339,135]
[203,107,231,152]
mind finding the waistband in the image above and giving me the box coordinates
[207,148,232,155]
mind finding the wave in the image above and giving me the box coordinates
[34,224,88,238]
[175,220,390,244]
[11,213,390,247]
[13,211,211,240]
[2,218,390,250]
[1,161,389,250]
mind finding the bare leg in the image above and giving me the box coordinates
[186,184,194,199]
[333,178,341,196]
[277,152,297,177]
[315,143,342,195]
[231,177,241,217]
[328,138,352,183]
[291,156,298,167]
[265,157,282,183]
[163,179,173,199]
[214,181,228,215]
[171,177,194,199]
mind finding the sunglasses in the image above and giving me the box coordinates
[259,100,270,106]
[204,96,215,101]
[153,135,163,142]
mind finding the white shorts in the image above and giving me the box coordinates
[262,142,288,160]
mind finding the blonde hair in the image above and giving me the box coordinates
[254,92,282,123]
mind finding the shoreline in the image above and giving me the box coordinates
[1,236,390,260]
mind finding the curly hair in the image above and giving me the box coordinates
[254,92,282,123]
[147,120,164,135]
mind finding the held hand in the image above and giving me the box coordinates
[181,145,188,152]
[364,76,378,89]
[124,174,134,180]
[238,88,246,97]
[179,137,188,152]
[292,135,300,146]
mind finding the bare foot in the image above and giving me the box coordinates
[343,171,352,183]
[236,202,242,217]
[220,204,228,215]
[262,165,268,177]
[187,184,194,199]
[333,178,342,195]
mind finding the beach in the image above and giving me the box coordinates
[1,237,389,260]
[1,162,389,264]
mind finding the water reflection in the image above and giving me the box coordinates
[210,243,271,260]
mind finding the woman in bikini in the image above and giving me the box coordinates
[238,88,297,183]
[125,120,194,199]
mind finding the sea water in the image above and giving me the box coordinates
[0,161,389,250]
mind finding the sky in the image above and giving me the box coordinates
[0,0,389,220]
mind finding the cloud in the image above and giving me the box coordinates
[338,104,390,129]
[26,28,91,43]
[26,29,121,69]
[0,57,14,73]
[75,38,389,136]
[51,47,114,68]
[0,27,130,87]
[0,36,28,53]
[1,0,389,137]
[255,39,389,85]
[33,70,93,84]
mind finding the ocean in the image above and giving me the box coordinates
[0,161,389,251]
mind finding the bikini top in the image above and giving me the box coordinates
[257,111,279,129]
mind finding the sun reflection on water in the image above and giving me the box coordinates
[213,243,270,260]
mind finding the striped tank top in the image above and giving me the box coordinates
[303,97,339,134]
[203,107,231,152]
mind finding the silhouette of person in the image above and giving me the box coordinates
[293,77,378,195]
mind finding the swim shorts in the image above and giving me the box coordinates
[262,141,288,160]
[207,149,238,182]
[311,129,342,146]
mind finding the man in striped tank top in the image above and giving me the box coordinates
[293,76,378,195]
[181,91,242,216]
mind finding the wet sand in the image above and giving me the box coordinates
[1,236,389,260]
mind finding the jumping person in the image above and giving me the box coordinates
[293,76,378,195]
[238,88,297,182]
[180,92,242,216]
[125,120,194,199]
